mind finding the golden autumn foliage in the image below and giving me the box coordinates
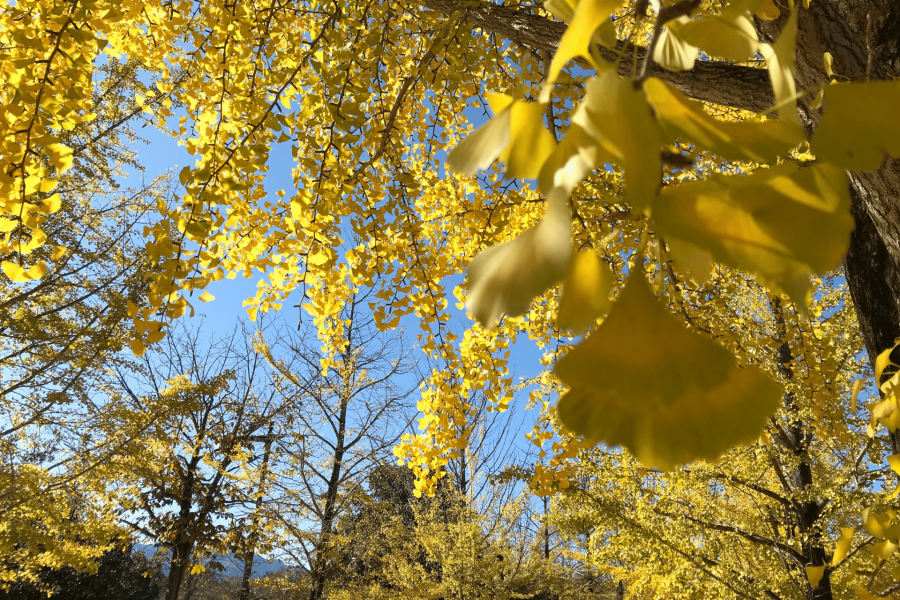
[6,0,900,598]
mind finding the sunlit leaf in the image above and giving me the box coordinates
[446,97,513,176]
[556,271,782,470]
[665,238,713,285]
[806,565,825,589]
[812,80,900,170]
[573,70,661,211]
[832,527,854,566]
[557,249,611,333]
[645,78,803,164]
[861,506,900,540]
[129,340,147,358]
[538,124,614,196]
[541,0,626,102]
[448,93,554,179]
[503,100,558,180]
[466,190,572,327]
[676,0,762,63]
[653,17,697,72]
[654,163,853,305]
[755,0,780,20]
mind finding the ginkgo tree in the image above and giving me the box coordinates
[5,0,900,596]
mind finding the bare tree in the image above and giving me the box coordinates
[254,290,420,600]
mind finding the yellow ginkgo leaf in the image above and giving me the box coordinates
[2,261,28,282]
[854,587,881,600]
[652,17,697,72]
[40,193,62,215]
[869,540,899,562]
[46,143,74,174]
[503,100,557,180]
[555,271,782,470]
[645,79,803,164]
[145,330,166,344]
[447,93,554,180]
[29,261,47,280]
[823,51,835,78]
[446,99,513,176]
[665,238,714,285]
[573,70,661,211]
[805,565,825,589]
[557,250,611,333]
[51,245,67,260]
[198,290,215,302]
[654,163,853,306]
[812,80,900,170]
[466,190,571,328]
[861,506,900,540]
[676,0,762,63]
[129,340,147,357]
[538,124,614,197]
[2,260,46,282]
[759,6,801,126]
[755,0,780,20]
[832,527,854,566]
[541,0,626,102]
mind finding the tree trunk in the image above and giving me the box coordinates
[240,434,274,600]
[307,399,350,600]
[166,538,195,600]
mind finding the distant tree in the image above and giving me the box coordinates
[110,322,283,600]
[0,544,159,600]
[253,291,420,600]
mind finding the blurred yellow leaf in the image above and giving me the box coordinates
[645,79,803,164]
[129,340,147,357]
[2,260,46,282]
[448,94,554,179]
[541,0,626,102]
[503,100,557,180]
[466,190,571,327]
[654,163,852,306]
[557,250,611,333]
[538,124,613,197]
[555,271,782,470]
[812,81,900,170]
[446,98,512,176]
[653,17,697,72]
[573,70,661,211]
[199,290,215,302]
[755,0,780,20]
[760,6,801,126]
[805,565,825,589]
[665,238,714,285]
[832,527,854,566]
[677,0,762,63]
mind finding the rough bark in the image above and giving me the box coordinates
[423,0,775,112]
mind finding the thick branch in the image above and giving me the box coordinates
[422,0,774,112]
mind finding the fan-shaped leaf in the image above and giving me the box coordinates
[466,191,572,327]
[556,271,782,470]
[653,163,852,305]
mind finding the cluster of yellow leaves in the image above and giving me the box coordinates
[437,0,900,477]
